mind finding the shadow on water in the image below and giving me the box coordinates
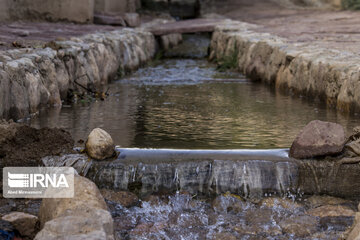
[28,59,360,149]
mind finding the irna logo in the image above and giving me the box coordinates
[8,172,69,188]
[3,167,74,198]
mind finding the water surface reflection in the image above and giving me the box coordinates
[29,59,359,149]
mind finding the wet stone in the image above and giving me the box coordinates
[100,189,139,207]
[279,215,318,237]
[212,193,246,213]
[260,197,303,210]
[319,216,354,232]
[305,195,350,208]
[307,205,355,218]
[113,215,138,240]
[107,192,355,239]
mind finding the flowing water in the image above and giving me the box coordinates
[28,59,359,149]
[107,192,355,240]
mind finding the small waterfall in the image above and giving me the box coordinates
[86,148,298,198]
[43,149,360,199]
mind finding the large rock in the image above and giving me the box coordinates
[289,120,346,159]
[2,212,38,238]
[36,175,114,240]
[86,128,115,160]
[38,176,108,225]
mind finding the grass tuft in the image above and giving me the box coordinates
[216,44,239,72]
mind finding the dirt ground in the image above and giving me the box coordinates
[215,0,360,53]
[0,121,74,168]
[0,22,118,50]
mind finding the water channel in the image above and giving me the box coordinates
[24,38,360,239]
[28,58,359,149]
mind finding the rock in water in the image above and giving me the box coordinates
[289,120,346,159]
[2,212,38,238]
[86,128,115,160]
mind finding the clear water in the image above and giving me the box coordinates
[28,59,360,149]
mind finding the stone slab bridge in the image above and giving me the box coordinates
[147,19,221,36]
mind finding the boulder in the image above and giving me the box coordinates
[100,189,139,207]
[2,212,38,238]
[36,175,114,240]
[289,120,346,159]
[123,13,140,27]
[39,176,108,226]
[85,128,115,160]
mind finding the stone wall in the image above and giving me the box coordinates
[209,20,360,114]
[0,28,156,120]
[0,0,95,23]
